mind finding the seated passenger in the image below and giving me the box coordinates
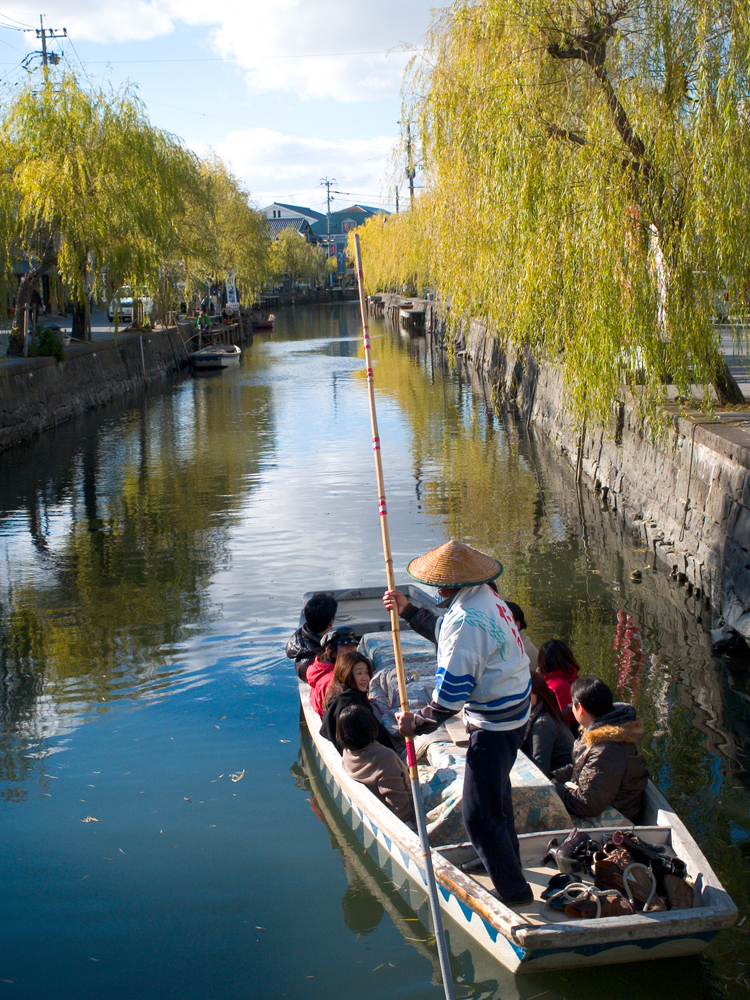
[521,670,575,778]
[552,677,648,823]
[504,601,538,669]
[337,704,415,825]
[320,652,396,755]
[538,639,580,725]
[286,592,338,681]
[306,627,358,716]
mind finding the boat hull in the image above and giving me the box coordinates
[298,586,737,975]
[190,345,241,369]
[303,695,731,973]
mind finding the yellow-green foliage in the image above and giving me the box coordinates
[0,74,272,320]
[270,227,334,284]
[359,1,750,427]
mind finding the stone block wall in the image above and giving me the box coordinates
[0,329,186,452]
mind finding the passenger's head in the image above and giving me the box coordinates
[334,651,373,694]
[336,703,378,752]
[304,592,338,635]
[319,627,358,664]
[538,639,580,681]
[570,676,614,720]
[324,652,374,709]
[504,601,527,632]
[529,670,564,722]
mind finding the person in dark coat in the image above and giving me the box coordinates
[521,670,575,778]
[320,652,396,755]
[286,592,338,681]
[552,676,648,822]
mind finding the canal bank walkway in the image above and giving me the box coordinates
[0,308,193,379]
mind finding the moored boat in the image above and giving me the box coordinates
[190,344,241,369]
[297,586,737,975]
[252,313,276,330]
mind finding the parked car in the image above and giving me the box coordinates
[108,287,133,322]
[107,287,153,324]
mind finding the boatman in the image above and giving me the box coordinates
[384,540,534,907]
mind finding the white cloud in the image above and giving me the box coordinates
[19,0,434,102]
[190,127,397,213]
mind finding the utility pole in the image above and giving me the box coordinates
[36,16,67,81]
[320,176,336,245]
[320,177,337,285]
[395,188,399,214]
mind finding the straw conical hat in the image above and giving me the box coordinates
[407,540,503,588]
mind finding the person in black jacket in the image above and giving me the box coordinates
[521,670,574,778]
[320,652,396,755]
[286,592,337,681]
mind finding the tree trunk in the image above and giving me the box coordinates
[713,358,747,406]
[71,301,90,340]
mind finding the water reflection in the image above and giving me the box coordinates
[0,370,276,783]
[0,303,747,997]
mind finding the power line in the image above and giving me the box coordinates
[143,96,361,143]
[82,48,412,66]
[0,6,35,29]
[65,32,93,89]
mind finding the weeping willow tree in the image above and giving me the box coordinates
[270,227,335,286]
[199,156,270,304]
[360,0,750,426]
[1,74,211,339]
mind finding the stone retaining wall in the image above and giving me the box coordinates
[0,328,190,452]
[371,293,750,648]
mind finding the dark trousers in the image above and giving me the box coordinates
[462,725,528,900]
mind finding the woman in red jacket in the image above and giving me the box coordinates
[305,627,357,716]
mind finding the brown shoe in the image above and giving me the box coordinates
[564,889,634,919]
[664,873,694,910]
[594,856,664,911]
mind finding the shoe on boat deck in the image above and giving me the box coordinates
[461,857,487,875]
[489,884,535,907]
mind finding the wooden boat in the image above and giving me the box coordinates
[190,344,241,369]
[297,586,737,975]
[252,313,275,330]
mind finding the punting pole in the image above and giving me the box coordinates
[353,233,456,1000]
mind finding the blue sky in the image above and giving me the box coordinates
[0,1,438,213]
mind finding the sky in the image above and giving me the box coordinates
[0,0,439,214]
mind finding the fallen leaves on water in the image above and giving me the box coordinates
[81,816,99,823]
[280,740,290,744]
[210,774,225,783]
[372,965,384,971]
[184,797,191,802]
[230,770,245,783]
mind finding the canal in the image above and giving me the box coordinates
[0,303,748,999]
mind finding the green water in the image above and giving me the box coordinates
[0,303,748,999]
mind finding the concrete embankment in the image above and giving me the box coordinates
[371,293,750,650]
[0,325,211,452]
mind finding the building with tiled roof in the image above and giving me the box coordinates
[262,203,326,227]
[266,217,314,240]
